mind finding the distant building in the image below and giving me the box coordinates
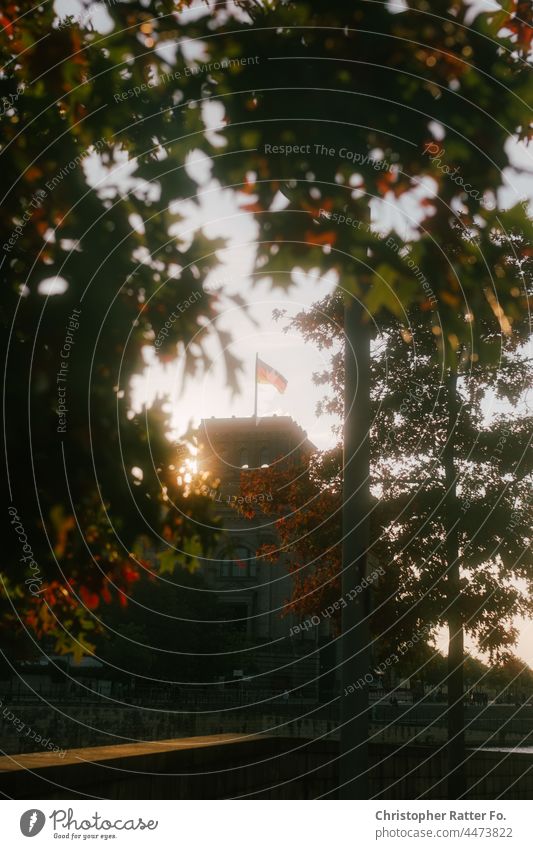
[196,415,325,694]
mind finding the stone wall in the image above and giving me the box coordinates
[2,701,532,756]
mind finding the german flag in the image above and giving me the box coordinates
[256,358,288,394]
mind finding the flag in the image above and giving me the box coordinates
[256,358,288,394]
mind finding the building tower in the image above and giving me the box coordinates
[196,415,320,692]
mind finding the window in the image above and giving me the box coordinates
[217,603,248,634]
[218,545,256,578]
[277,442,288,461]
[239,446,249,468]
[259,446,269,467]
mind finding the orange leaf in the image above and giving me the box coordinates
[0,14,13,36]
[305,230,337,246]
[80,587,100,609]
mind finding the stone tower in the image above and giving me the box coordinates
[196,415,320,692]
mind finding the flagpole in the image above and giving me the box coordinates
[253,353,258,419]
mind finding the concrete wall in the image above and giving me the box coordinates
[2,735,533,800]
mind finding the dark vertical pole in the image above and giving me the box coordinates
[444,370,466,797]
[339,295,371,799]
[253,353,258,420]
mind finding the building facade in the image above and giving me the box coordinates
[196,415,326,694]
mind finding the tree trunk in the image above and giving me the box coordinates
[444,370,466,797]
[339,296,371,798]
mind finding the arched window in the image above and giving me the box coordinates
[239,446,249,468]
[259,446,269,467]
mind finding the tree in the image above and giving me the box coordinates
[243,295,532,649]
[486,655,533,703]
[240,294,532,791]
[0,0,250,654]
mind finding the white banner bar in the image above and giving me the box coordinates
[2,800,532,848]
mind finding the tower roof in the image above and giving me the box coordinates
[198,415,316,455]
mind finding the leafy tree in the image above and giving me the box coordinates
[486,655,533,702]
[240,295,532,794]
[242,295,532,654]
[0,1,248,654]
